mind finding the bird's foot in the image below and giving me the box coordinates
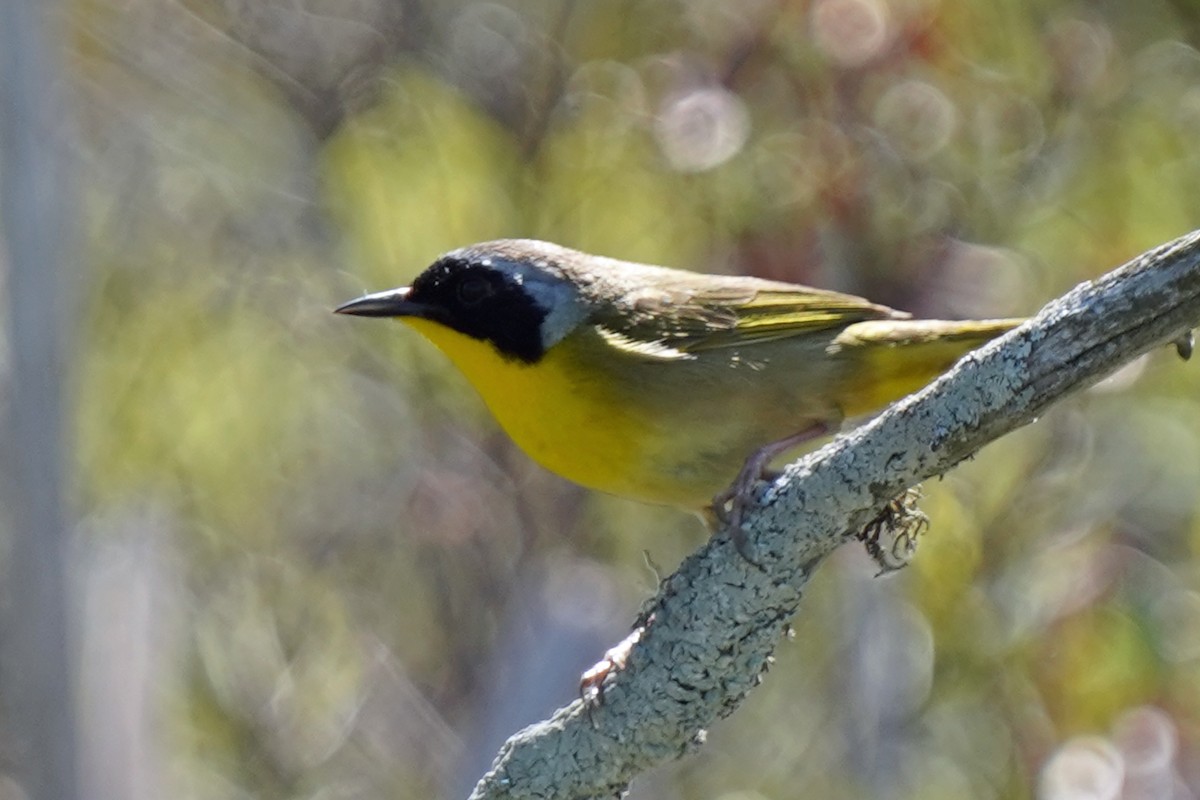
[710,422,834,563]
[1174,330,1194,360]
[858,486,929,574]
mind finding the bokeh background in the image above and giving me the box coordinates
[4,0,1200,797]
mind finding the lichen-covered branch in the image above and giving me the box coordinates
[469,229,1200,800]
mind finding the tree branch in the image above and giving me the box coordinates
[468,229,1200,800]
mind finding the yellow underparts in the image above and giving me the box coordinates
[402,317,663,504]
[400,316,1019,510]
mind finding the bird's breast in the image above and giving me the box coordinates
[402,318,664,501]
[401,318,837,510]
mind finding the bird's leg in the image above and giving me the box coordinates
[710,421,834,561]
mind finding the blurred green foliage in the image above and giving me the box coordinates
[32,0,1200,797]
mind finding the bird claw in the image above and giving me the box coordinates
[858,487,929,574]
[1174,330,1194,361]
[709,422,835,564]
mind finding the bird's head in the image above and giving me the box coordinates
[336,240,591,364]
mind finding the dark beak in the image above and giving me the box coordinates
[334,287,424,318]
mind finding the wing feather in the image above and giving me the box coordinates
[605,278,907,355]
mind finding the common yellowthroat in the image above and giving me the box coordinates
[336,240,1024,519]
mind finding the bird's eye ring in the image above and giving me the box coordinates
[456,275,494,306]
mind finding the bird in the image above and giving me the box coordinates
[335,239,1025,529]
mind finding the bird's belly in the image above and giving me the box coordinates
[486,366,655,501]
[404,319,662,500]
[498,387,753,510]
[477,354,817,509]
[480,360,719,507]
[404,319,828,510]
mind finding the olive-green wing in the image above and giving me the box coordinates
[601,278,905,358]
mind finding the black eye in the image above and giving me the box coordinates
[456,275,494,306]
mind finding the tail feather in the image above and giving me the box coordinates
[831,317,1024,417]
[834,318,1024,348]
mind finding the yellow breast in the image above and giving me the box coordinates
[402,317,665,503]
